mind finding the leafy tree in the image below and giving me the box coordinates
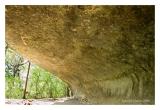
[28,66,69,99]
[5,48,25,77]
[5,48,70,99]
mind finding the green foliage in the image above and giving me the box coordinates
[5,48,69,99]
[27,66,68,99]
[5,47,24,98]
[5,75,23,98]
[5,48,25,77]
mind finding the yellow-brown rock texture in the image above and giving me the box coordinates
[6,6,155,104]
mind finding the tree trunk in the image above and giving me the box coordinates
[23,61,31,99]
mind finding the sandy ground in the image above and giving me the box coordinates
[5,97,86,105]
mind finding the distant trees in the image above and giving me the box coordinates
[5,44,25,77]
[5,46,26,98]
[5,47,70,99]
[28,66,69,99]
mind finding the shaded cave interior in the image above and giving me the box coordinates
[5,5,155,104]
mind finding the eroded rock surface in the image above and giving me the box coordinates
[6,6,155,104]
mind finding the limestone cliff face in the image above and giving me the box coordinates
[6,6,155,104]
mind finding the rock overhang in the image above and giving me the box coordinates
[6,5,155,104]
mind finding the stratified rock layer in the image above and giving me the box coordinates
[6,6,155,104]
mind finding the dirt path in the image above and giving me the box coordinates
[5,97,85,105]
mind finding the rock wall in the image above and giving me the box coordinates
[6,6,155,104]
